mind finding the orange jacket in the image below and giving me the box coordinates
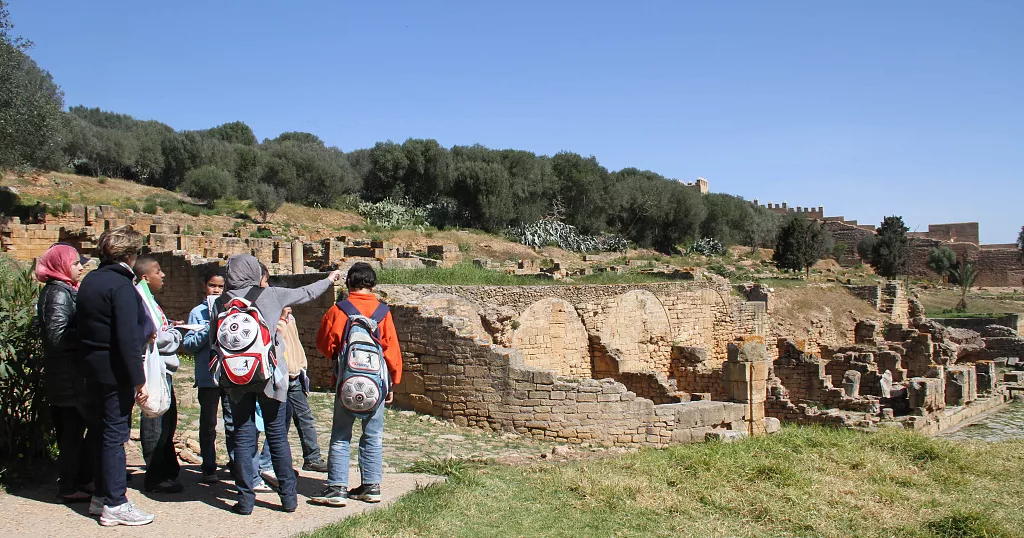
[316,292,402,385]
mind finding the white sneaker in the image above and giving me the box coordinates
[99,501,155,527]
[253,478,272,493]
[89,496,103,516]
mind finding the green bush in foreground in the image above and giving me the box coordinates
[306,426,1024,538]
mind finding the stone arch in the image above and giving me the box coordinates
[511,297,590,378]
[597,290,672,374]
[419,293,489,341]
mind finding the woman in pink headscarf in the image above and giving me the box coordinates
[36,242,94,503]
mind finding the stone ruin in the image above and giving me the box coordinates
[6,203,1024,447]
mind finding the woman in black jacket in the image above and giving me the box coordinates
[35,242,92,503]
[76,226,155,527]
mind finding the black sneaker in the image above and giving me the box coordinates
[348,484,382,503]
[309,485,348,507]
[302,460,329,473]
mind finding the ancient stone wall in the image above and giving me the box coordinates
[389,301,768,445]
[824,220,876,266]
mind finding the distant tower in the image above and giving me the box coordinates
[693,177,709,194]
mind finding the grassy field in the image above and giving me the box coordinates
[308,427,1024,538]
[917,287,1024,317]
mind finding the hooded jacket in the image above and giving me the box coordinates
[221,254,334,402]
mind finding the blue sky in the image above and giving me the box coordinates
[10,0,1023,243]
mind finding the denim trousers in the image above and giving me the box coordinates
[230,393,296,511]
[50,404,95,495]
[327,397,385,487]
[91,383,134,507]
[140,375,179,488]
[197,387,234,475]
[286,376,322,464]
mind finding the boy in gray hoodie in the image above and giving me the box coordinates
[134,256,184,494]
[219,254,341,514]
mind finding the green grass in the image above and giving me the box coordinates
[918,288,1024,317]
[306,427,1024,538]
[377,263,695,286]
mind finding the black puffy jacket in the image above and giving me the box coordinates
[38,280,88,408]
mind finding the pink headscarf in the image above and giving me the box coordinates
[35,244,81,289]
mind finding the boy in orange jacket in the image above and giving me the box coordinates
[311,262,401,506]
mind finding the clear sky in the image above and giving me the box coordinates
[9,0,1023,243]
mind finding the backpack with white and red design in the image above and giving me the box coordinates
[210,288,276,388]
[334,299,391,419]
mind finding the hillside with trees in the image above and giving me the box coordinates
[0,1,790,255]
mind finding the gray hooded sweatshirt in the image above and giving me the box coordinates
[223,254,333,403]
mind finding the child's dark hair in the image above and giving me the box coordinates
[203,266,225,284]
[346,262,376,290]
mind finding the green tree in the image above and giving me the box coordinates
[1017,226,1024,261]
[927,246,957,281]
[203,121,257,146]
[551,151,613,235]
[0,2,65,169]
[365,141,409,201]
[773,217,834,275]
[251,183,283,223]
[182,165,233,208]
[450,160,514,232]
[868,216,910,278]
[950,261,979,312]
[744,206,782,253]
[401,138,451,205]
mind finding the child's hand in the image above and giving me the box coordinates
[385,392,394,404]
[327,270,343,283]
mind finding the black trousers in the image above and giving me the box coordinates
[139,375,179,488]
[50,404,95,496]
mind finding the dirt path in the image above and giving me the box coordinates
[0,463,441,538]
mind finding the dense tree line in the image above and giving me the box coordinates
[1,2,788,253]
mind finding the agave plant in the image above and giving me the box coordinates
[689,237,724,256]
[508,219,628,253]
[357,198,431,229]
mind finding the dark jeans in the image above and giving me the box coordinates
[50,405,95,496]
[286,377,322,464]
[91,383,134,507]
[231,393,296,512]
[140,375,179,488]
[198,387,235,475]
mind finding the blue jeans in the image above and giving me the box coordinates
[327,397,385,487]
[140,375,179,489]
[90,383,134,507]
[287,376,323,464]
[230,393,296,511]
[197,387,234,475]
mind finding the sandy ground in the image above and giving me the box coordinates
[0,463,442,538]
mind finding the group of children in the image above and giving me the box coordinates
[36,225,402,526]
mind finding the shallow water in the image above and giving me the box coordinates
[939,403,1024,442]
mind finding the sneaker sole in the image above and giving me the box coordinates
[99,517,155,527]
[310,497,347,507]
[352,494,382,503]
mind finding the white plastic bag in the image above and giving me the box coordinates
[139,341,170,418]
[136,280,171,418]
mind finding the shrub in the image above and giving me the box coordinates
[97,175,108,185]
[358,198,429,230]
[181,165,233,208]
[0,256,49,460]
[508,219,627,253]
[689,237,724,256]
[141,200,158,214]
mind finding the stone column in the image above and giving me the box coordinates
[291,239,303,274]
[722,336,770,435]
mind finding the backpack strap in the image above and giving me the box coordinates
[336,299,360,318]
[369,303,390,324]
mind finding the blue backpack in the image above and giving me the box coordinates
[334,299,391,418]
